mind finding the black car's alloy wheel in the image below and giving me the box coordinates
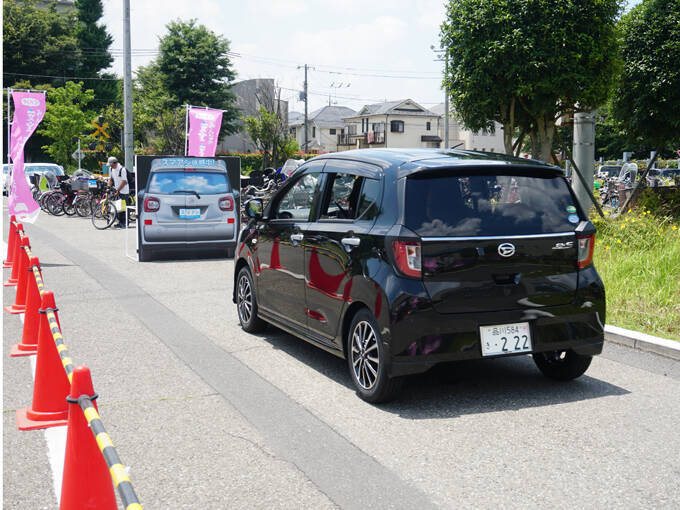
[236,267,266,333]
[347,309,403,403]
[532,350,592,380]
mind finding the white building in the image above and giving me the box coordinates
[338,99,441,151]
[430,103,505,153]
[288,106,356,153]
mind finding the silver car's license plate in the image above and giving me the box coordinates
[480,322,532,356]
[179,208,200,219]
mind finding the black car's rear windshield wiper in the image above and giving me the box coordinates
[173,189,201,199]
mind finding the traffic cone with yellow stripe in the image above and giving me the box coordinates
[60,365,116,510]
[4,224,24,286]
[11,256,43,356]
[16,291,70,430]
[5,237,31,314]
[3,215,17,268]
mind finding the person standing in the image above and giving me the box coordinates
[107,156,129,228]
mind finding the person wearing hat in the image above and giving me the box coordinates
[107,156,130,228]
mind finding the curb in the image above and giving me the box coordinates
[605,324,680,361]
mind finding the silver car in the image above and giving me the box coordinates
[3,163,65,195]
[137,158,238,261]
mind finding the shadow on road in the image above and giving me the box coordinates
[256,325,630,418]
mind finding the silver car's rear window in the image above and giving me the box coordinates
[406,174,579,237]
[148,171,230,194]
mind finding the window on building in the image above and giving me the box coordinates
[330,128,336,135]
[290,127,296,136]
[312,126,316,137]
[426,121,431,131]
[390,120,404,133]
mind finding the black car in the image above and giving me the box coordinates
[234,149,605,402]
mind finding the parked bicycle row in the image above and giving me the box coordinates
[31,174,136,230]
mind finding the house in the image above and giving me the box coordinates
[217,78,288,153]
[288,106,356,153]
[337,99,441,151]
[430,103,505,153]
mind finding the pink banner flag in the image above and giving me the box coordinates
[8,91,46,223]
[187,107,223,157]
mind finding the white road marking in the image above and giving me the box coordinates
[28,355,67,505]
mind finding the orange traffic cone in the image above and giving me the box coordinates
[16,292,70,430]
[60,365,117,510]
[4,224,24,286]
[11,256,43,356]
[3,215,17,268]
[5,237,31,314]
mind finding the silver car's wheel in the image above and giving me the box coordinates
[236,267,266,333]
[350,320,379,390]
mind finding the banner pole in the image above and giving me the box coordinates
[184,105,189,156]
[7,88,12,183]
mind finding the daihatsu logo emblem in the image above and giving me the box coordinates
[498,243,515,257]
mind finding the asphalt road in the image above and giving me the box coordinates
[4,211,680,509]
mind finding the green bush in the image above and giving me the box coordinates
[216,151,316,174]
[636,187,680,219]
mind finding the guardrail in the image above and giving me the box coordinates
[4,215,143,510]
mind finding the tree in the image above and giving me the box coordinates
[157,19,239,134]
[612,0,680,210]
[441,0,621,162]
[244,106,280,169]
[133,62,186,154]
[612,0,680,154]
[38,82,96,169]
[3,0,80,87]
[74,0,118,105]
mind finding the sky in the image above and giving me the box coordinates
[102,0,449,115]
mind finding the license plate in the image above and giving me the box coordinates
[480,322,532,356]
[179,208,200,219]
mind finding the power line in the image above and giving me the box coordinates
[3,72,121,81]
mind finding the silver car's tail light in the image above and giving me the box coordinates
[219,196,234,211]
[144,196,160,212]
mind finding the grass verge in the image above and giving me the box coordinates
[592,208,680,342]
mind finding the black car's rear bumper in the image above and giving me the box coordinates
[387,305,605,377]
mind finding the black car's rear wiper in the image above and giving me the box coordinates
[173,189,201,199]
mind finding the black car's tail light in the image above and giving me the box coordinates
[144,196,160,212]
[392,240,422,278]
[577,234,595,268]
[219,196,234,211]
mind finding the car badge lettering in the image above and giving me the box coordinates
[552,241,574,250]
[498,243,515,257]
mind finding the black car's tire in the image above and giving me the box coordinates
[532,350,593,381]
[347,308,403,403]
[236,267,266,333]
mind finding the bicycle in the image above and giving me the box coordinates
[91,187,120,230]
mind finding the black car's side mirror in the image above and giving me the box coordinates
[246,198,264,219]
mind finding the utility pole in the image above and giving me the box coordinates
[431,45,449,148]
[444,54,449,149]
[123,0,134,171]
[297,64,312,152]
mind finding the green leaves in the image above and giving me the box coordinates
[613,0,680,148]
[441,0,621,161]
[38,81,96,169]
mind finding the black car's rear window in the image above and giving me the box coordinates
[148,171,229,194]
[405,174,579,237]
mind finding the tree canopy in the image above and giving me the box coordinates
[38,81,96,168]
[3,0,80,87]
[157,19,239,134]
[612,0,680,150]
[441,0,621,162]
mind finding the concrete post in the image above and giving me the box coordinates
[572,112,596,212]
